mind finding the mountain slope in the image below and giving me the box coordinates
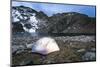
[47,12,96,33]
[12,6,96,34]
[12,6,48,33]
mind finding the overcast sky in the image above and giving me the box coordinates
[12,1,96,17]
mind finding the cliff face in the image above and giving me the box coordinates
[12,6,96,34]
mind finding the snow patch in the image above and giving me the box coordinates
[12,9,23,22]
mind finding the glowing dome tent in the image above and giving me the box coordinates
[32,37,60,55]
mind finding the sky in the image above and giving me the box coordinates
[12,1,96,17]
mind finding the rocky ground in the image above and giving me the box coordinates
[11,33,96,66]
